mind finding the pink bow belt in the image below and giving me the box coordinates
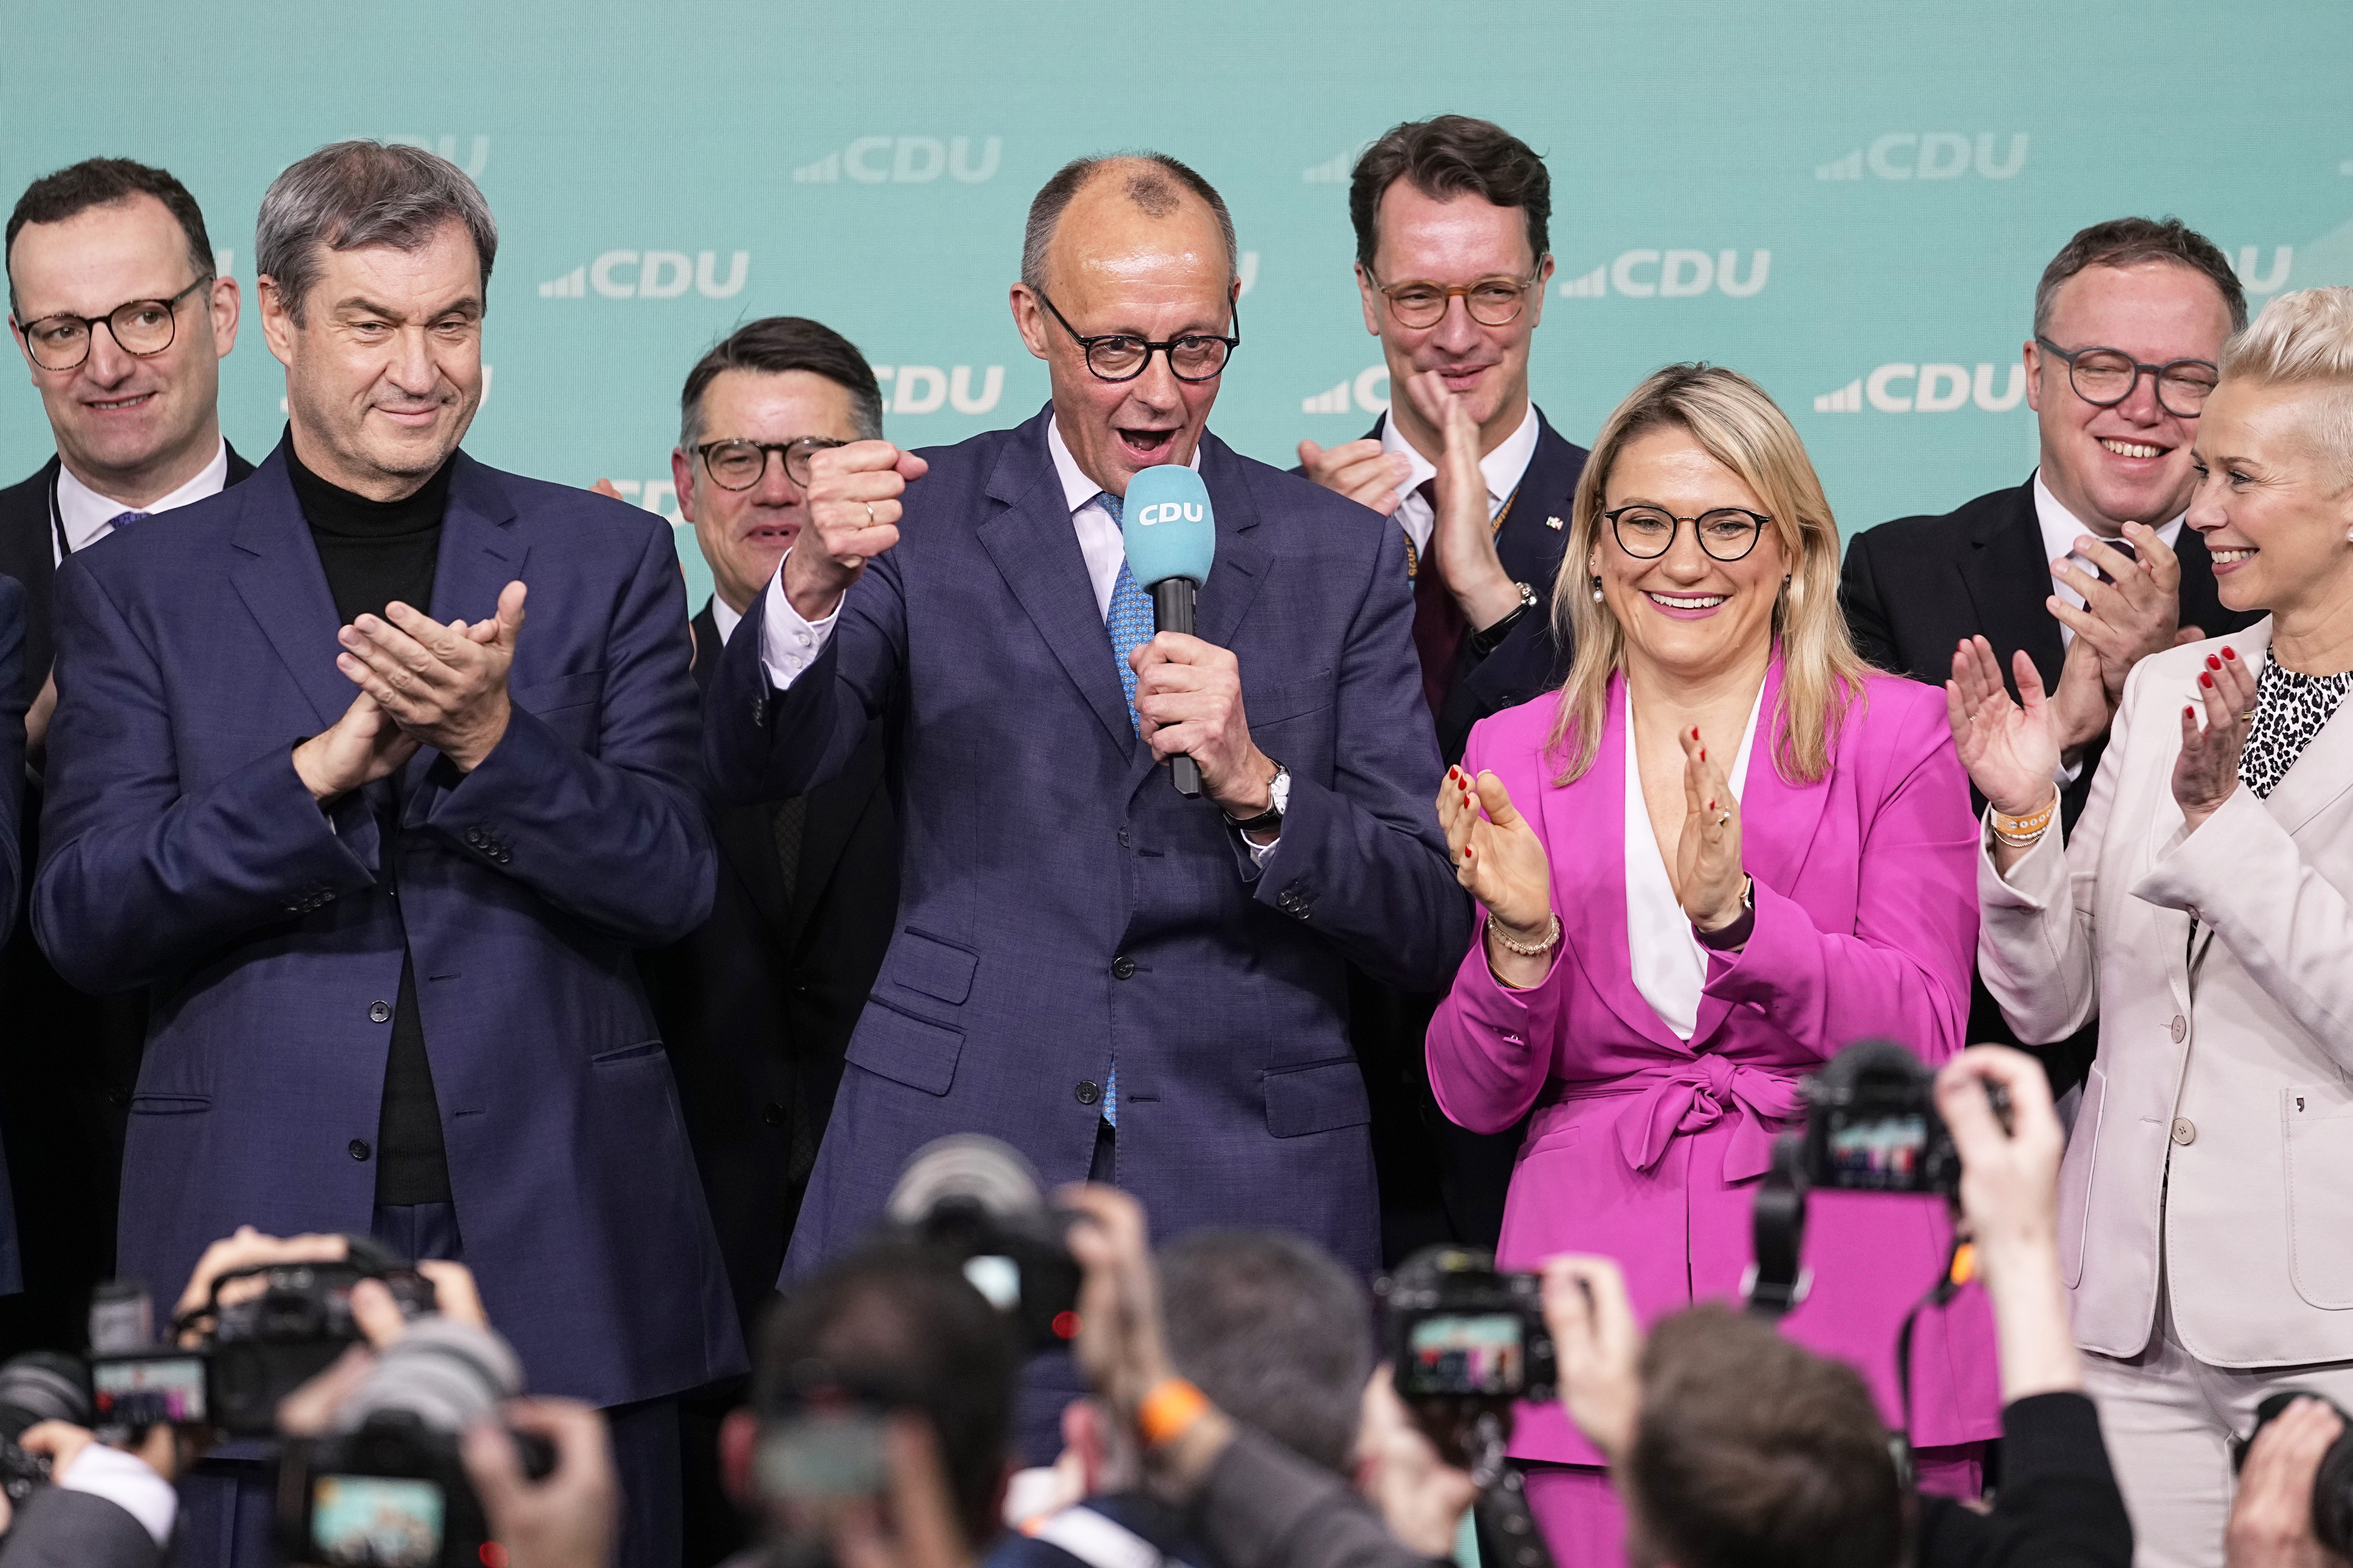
[1540,1054,1806,1183]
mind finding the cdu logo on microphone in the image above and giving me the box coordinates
[1120,466,1215,589]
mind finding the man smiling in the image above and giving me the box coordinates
[34,141,735,1568]
[0,158,251,1362]
[1840,216,2263,1087]
[703,152,1468,1457]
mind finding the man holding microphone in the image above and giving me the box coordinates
[703,151,1467,1452]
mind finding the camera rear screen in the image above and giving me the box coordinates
[92,1355,207,1426]
[311,1475,445,1567]
[1827,1112,1929,1187]
[1403,1312,1524,1396]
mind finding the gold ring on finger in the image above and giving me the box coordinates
[864,502,876,527]
[1715,810,1731,828]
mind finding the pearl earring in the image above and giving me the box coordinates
[1591,575,1605,602]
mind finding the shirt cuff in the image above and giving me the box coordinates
[759,550,840,691]
[59,1443,176,1547]
[1243,831,1279,870]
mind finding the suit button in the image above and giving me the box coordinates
[761,1103,787,1128]
[2171,1117,2196,1146]
[2170,1015,2188,1043]
[348,1139,372,1161]
[1111,955,1136,980]
[465,827,487,847]
[368,1000,392,1023]
[1117,828,1130,848]
[1074,1080,1101,1106]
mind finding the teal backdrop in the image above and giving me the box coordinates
[7,1,2353,609]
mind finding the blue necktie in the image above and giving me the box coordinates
[1100,491,1153,738]
[1096,490,1152,1128]
[104,510,150,534]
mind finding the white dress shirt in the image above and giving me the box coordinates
[709,591,743,647]
[52,438,230,563]
[1623,680,1763,1040]
[57,1443,177,1547]
[2030,470,2185,648]
[1382,403,1541,560]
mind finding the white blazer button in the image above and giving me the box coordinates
[2171,1117,2196,1146]
[2170,1015,2187,1043]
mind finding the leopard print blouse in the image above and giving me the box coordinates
[2237,649,2353,801]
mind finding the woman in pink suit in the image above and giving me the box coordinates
[1429,364,1998,1563]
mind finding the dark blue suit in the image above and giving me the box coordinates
[0,574,27,1295]
[34,445,741,1408]
[707,407,1471,1282]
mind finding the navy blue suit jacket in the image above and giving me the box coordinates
[0,575,27,1294]
[707,407,1472,1278]
[33,443,741,1406]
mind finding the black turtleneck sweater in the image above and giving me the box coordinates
[286,439,455,1207]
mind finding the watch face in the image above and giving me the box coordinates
[1270,766,1290,816]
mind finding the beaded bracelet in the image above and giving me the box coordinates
[1991,792,2058,848]
[1488,911,1561,957]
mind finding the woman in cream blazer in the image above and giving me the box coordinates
[1950,287,2353,1568]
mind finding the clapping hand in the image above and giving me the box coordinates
[1296,436,1410,516]
[1946,636,2062,819]
[2047,523,2186,705]
[336,582,527,774]
[2174,646,2254,832]
[1676,726,1747,933]
[1438,765,1553,978]
[1404,369,1522,631]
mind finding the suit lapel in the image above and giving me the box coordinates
[691,608,796,941]
[2244,621,2353,837]
[1494,409,1582,591]
[1544,677,1689,1051]
[976,414,1138,758]
[228,450,360,730]
[424,453,526,627]
[1690,657,1830,1043]
[1961,479,2064,695]
[1193,433,1270,651]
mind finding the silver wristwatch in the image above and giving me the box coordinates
[1224,762,1288,835]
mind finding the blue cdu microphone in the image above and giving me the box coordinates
[1119,465,1217,797]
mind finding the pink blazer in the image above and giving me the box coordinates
[1429,662,1998,1464]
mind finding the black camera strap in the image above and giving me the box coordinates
[1887,1232,1969,1492]
[1744,1135,1812,1317]
[1462,1412,1554,1568]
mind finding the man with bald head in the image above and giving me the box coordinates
[705,153,1467,1447]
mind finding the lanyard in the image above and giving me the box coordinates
[1405,481,1520,581]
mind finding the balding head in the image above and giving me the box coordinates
[1010,152,1241,495]
[1022,153,1236,294]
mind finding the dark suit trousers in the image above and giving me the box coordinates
[176,1204,684,1568]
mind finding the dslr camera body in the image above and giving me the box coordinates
[1799,1037,2007,1198]
[1378,1246,1557,1406]
[274,1316,553,1568]
[882,1135,1081,1353]
[91,1236,437,1440]
[0,1352,95,1507]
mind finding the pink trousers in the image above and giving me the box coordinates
[1523,1444,1984,1564]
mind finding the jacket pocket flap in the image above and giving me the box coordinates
[128,1093,212,1115]
[591,1040,665,1065]
[514,668,605,715]
[1244,670,1334,727]
[890,929,978,1006]
[1263,1058,1370,1138]
[848,1001,964,1097]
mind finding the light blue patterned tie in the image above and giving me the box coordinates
[1096,489,1151,1128]
[1100,491,1153,737]
[104,510,150,534]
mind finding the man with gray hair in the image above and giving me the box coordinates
[33,140,737,1568]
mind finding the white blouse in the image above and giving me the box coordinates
[1622,681,1764,1040]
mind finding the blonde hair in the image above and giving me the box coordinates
[1545,364,1871,784]
[2219,286,2353,489]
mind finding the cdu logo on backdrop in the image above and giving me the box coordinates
[1557,249,1771,299]
[537,251,750,299]
[792,137,1002,184]
[1815,133,2029,181]
[872,364,1006,416]
[1302,366,1392,416]
[1812,361,2027,414]
[387,135,489,176]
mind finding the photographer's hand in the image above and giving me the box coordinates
[2227,1398,2348,1568]
[1539,1256,1644,1464]
[173,1226,351,1338]
[1353,1371,1480,1557]
[1060,1184,1235,1500]
[463,1398,621,1568]
[1935,1046,2080,1403]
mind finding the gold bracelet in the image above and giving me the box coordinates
[1488,911,1561,957]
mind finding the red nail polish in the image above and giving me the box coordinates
[2206,655,2221,670]
[1692,727,1701,740]
[2200,672,2214,687]
[2185,706,2196,718]
[2222,646,2237,661]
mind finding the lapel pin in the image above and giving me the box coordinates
[1545,515,1565,531]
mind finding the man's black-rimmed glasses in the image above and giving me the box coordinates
[1035,288,1239,383]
